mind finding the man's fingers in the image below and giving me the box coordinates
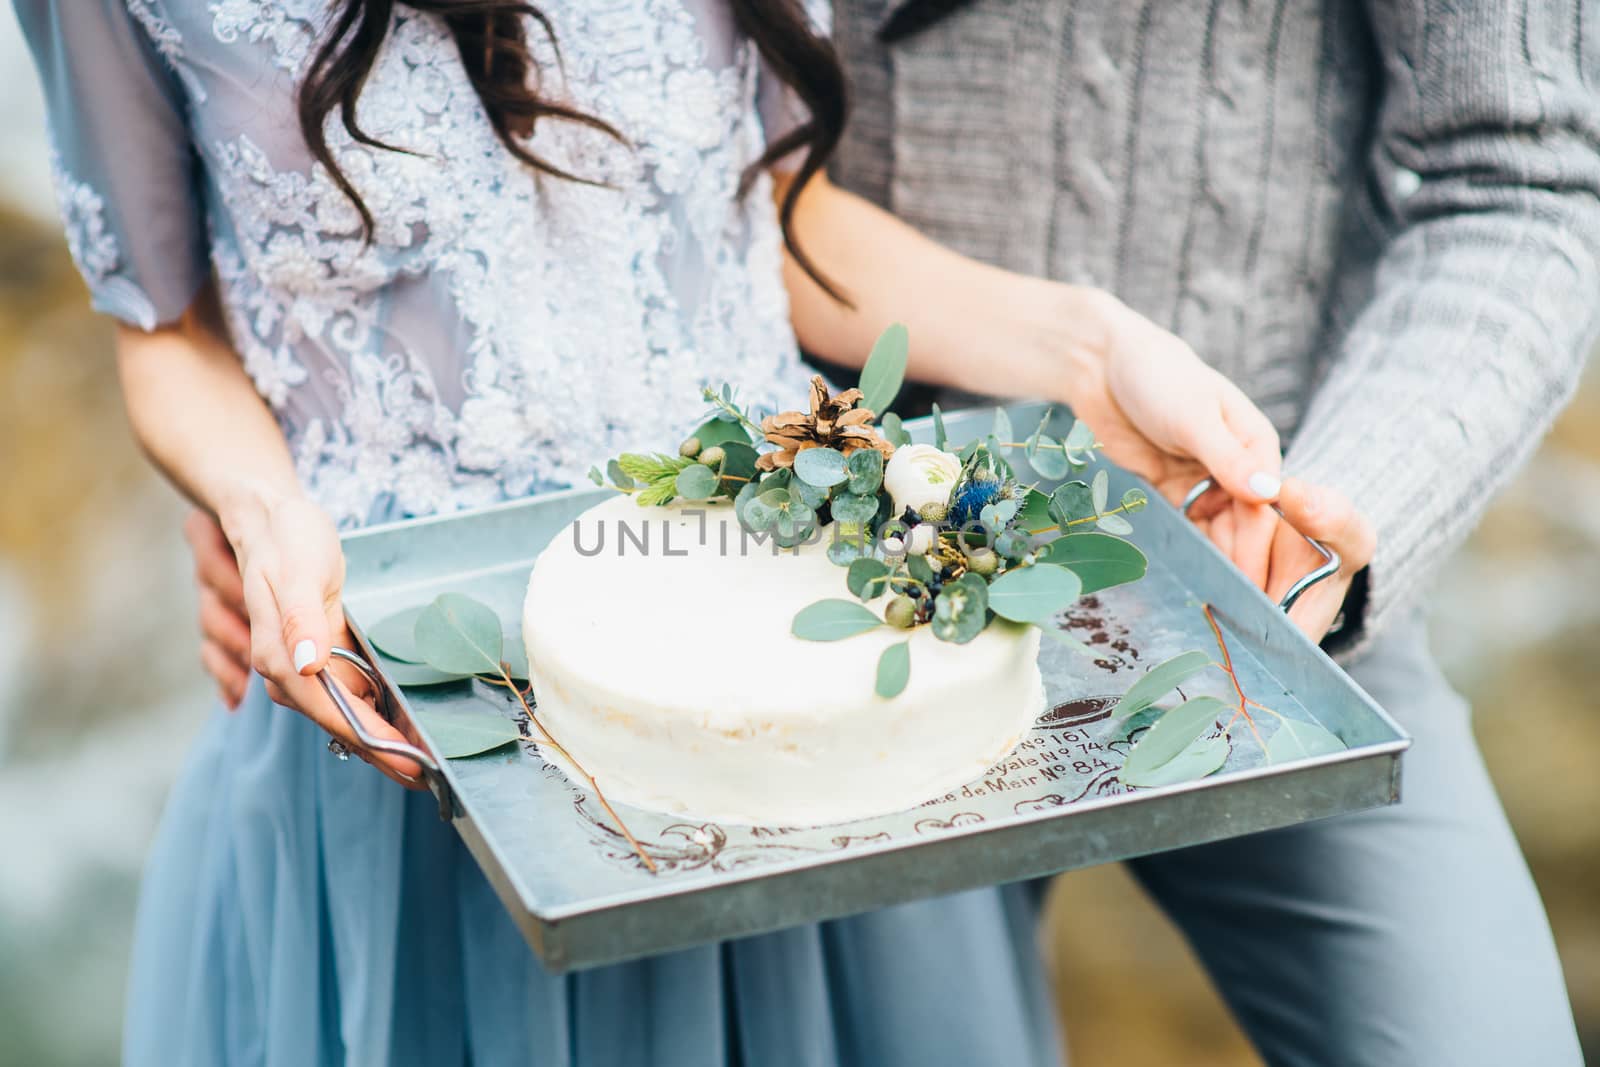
[1275,478,1376,568]
[199,585,252,665]
[201,640,250,710]
[190,517,247,615]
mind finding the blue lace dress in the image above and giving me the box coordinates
[17,1,1059,1063]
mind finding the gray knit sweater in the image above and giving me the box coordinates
[830,0,1600,651]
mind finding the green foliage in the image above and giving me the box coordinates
[688,412,756,450]
[1121,487,1149,512]
[986,563,1083,624]
[845,448,884,495]
[606,458,635,490]
[831,492,879,525]
[1110,650,1213,719]
[1122,731,1229,788]
[1038,533,1148,594]
[1063,419,1097,468]
[931,402,948,450]
[1265,718,1347,762]
[932,573,989,644]
[413,593,505,676]
[860,322,910,416]
[991,407,1013,451]
[375,654,472,687]
[587,465,604,486]
[616,452,690,483]
[634,478,679,507]
[906,553,936,585]
[792,598,883,641]
[1049,480,1095,525]
[410,706,523,759]
[1120,695,1230,783]
[794,446,849,488]
[876,640,911,698]
[675,463,719,500]
[367,605,428,663]
[1096,512,1134,535]
[847,557,890,600]
[880,411,912,448]
[1091,469,1109,513]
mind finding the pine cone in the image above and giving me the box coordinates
[755,375,896,471]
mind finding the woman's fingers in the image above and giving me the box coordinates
[264,671,425,787]
[1171,378,1283,507]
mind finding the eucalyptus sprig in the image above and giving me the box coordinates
[1107,604,1348,788]
[373,593,659,874]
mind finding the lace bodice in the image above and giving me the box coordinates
[24,0,822,527]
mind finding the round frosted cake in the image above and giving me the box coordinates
[521,493,1045,826]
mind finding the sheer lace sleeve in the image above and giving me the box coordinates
[15,0,209,330]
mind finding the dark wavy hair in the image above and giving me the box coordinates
[297,0,848,298]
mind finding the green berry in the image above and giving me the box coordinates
[967,547,999,576]
[885,594,917,629]
[679,436,702,458]
[700,445,726,468]
[917,501,949,523]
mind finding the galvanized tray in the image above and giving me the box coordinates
[337,402,1408,972]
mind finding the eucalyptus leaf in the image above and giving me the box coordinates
[847,557,890,600]
[1111,649,1214,719]
[931,573,989,644]
[689,413,754,449]
[845,448,884,495]
[717,441,758,481]
[995,528,1033,560]
[606,458,635,490]
[587,465,603,486]
[1122,731,1229,788]
[1120,695,1231,783]
[376,653,472,687]
[1121,486,1149,512]
[793,446,849,488]
[413,593,505,676]
[880,411,911,448]
[1092,468,1110,514]
[410,706,523,759]
[1017,487,1053,532]
[1025,434,1069,479]
[931,403,948,450]
[1096,513,1134,535]
[875,640,911,698]
[1038,533,1148,594]
[1265,718,1347,763]
[860,322,909,416]
[791,598,884,641]
[986,563,1083,624]
[827,535,868,566]
[1049,481,1095,525]
[991,407,1013,450]
[1064,418,1096,462]
[906,553,935,585]
[790,477,830,509]
[367,605,428,663]
[831,491,880,525]
[675,463,719,500]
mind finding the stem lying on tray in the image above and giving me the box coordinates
[485,664,659,874]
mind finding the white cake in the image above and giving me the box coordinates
[521,493,1045,826]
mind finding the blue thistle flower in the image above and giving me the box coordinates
[948,476,1005,527]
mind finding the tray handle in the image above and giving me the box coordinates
[1180,477,1341,613]
[319,648,459,819]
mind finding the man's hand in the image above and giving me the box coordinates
[1061,292,1375,641]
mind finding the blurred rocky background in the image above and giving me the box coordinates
[0,9,1595,1064]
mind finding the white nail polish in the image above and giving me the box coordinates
[1248,472,1282,500]
[293,639,317,673]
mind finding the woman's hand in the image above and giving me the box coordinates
[208,489,423,787]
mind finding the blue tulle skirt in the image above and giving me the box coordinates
[123,680,1061,1066]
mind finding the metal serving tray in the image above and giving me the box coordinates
[338,402,1409,973]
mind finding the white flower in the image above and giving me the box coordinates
[883,443,962,517]
[905,524,937,556]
